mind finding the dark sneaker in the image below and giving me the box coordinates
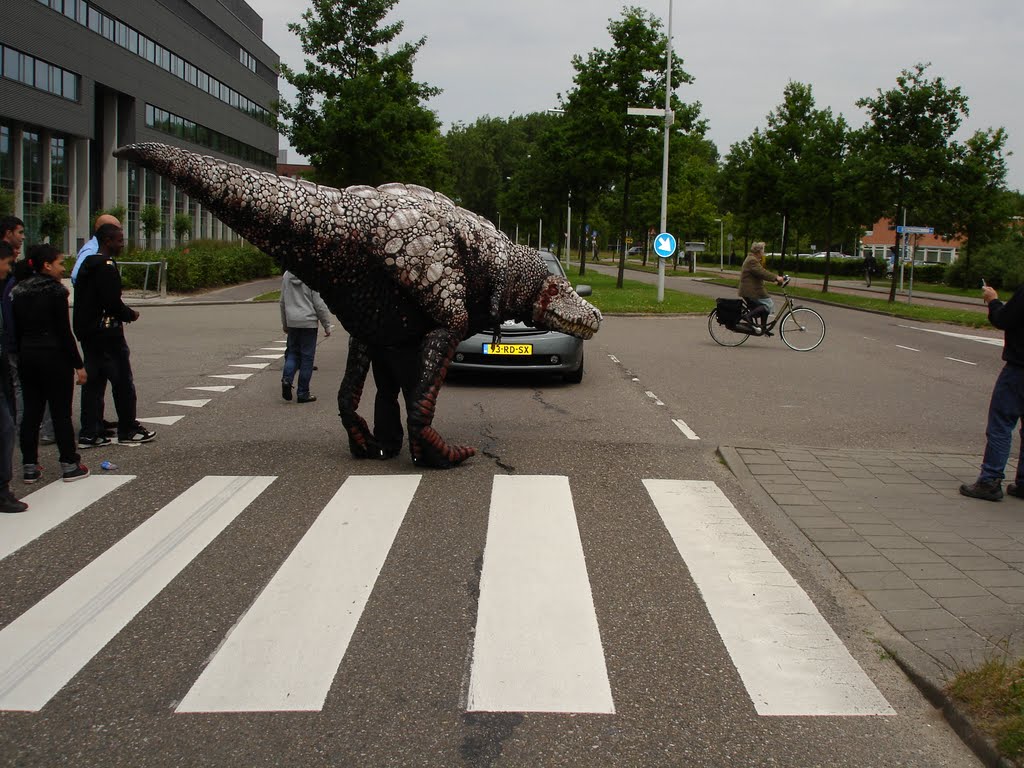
[959,479,1003,501]
[297,394,317,403]
[61,463,90,483]
[282,381,293,401]
[40,436,56,446]
[118,426,157,444]
[1007,483,1024,499]
[23,464,42,484]
[0,495,28,513]
[79,435,112,449]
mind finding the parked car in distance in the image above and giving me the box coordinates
[627,246,643,255]
[809,251,853,259]
[450,251,591,383]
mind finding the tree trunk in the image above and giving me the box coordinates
[577,199,589,277]
[779,213,790,275]
[888,204,902,303]
[616,169,632,289]
[822,202,834,293]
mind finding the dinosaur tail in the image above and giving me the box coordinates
[112,142,342,251]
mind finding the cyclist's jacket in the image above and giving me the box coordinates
[739,254,778,300]
[988,285,1024,367]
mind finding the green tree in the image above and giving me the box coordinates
[559,6,703,287]
[856,63,969,301]
[279,0,445,188]
[173,212,193,243]
[38,201,70,250]
[140,205,162,250]
[0,188,13,217]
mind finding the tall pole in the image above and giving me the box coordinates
[565,191,572,270]
[538,218,543,252]
[716,217,723,270]
[656,0,673,303]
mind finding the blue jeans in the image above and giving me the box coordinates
[980,364,1024,482]
[282,328,318,398]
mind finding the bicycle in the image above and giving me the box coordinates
[707,277,826,351]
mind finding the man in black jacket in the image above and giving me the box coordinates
[73,224,156,446]
[0,243,27,512]
[961,282,1024,501]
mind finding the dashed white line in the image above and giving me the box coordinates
[672,419,700,440]
[608,355,620,364]
[645,391,665,406]
[946,357,978,366]
[898,324,1002,347]
[895,345,920,352]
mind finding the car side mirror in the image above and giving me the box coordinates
[575,284,592,297]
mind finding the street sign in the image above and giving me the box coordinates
[684,241,705,252]
[896,225,934,234]
[653,232,677,259]
[625,237,634,245]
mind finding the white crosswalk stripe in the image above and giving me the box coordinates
[0,476,275,712]
[0,474,891,718]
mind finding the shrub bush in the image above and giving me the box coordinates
[117,240,279,293]
[945,236,1024,289]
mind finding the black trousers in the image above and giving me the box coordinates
[370,345,420,453]
[19,353,79,465]
[80,336,136,439]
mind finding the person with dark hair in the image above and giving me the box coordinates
[73,224,155,446]
[11,244,89,483]
[0,243,27,511]
[0,216,25,257]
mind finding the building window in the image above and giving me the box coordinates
[22,132,44,242]
[144,102,275,169]
[0,45,80,103]
[50,137,69,206]
[239,48,257,73]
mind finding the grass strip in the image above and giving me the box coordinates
[947,656,1024,762]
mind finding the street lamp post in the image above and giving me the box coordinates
[715,217,723,271]
[627,0,673,302]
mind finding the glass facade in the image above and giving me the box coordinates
[0,44,80,102]
[50,137,68,205]
[21,132,44,241]
[37,0,273,125]
[0,125,13,196]
[145,103,275,169]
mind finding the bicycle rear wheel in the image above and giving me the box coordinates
[708,309,750,347]
[779,307,825,351]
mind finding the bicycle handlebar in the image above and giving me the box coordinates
[781,275,791,287]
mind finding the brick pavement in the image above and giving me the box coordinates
[721,445,1024,679]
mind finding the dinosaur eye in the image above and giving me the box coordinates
[548,284,559,296]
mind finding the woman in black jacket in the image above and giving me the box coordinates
[13,244,89,483]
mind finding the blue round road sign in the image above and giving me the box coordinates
[653,232,677,259]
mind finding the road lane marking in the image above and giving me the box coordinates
[946,357,978,366]
[0,476,275,712]
[0,476,135,562]
[608,355,620,364]
[177,475,421,713]
[260,348,288,352]
[672,419,700,440]
[895,345,920,352]
[138,415,186,426]
[645,391,665,406]
[246,354,284,360]
[186,386,235,393]
[209,373,254,380]
[158,399,212,408]
[644,480,895,717]
[230,363,270,369]
[898,324,1002,347]
[468,475,614,714]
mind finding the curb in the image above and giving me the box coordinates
[718,443,1015,768]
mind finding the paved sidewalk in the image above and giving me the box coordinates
[721,444,1024,677]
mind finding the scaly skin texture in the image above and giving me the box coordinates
[114,142,602,468]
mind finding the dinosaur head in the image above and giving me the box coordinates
[530,275,602,339]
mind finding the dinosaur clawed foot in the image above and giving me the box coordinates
[410,427,475,469]
[344,418,381,460]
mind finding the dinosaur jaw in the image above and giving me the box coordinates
[531,276,602,340]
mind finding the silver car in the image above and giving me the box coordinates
[450,252,592,383]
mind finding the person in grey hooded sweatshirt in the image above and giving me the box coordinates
[280,270,332,403]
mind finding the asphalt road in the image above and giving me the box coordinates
[0,301,990,767]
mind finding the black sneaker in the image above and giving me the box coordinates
[297,394,317,403]
[0,494,27,513]
[1007,483,1024,499]
[119,426,157,444]
[61,463,90,483]
[23,464,42,484]
[79,435,112,449]
[959,479,1003,501]
[40,436,56,446]
[282,381,293,401]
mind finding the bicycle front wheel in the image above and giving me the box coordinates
[779,307,825,351]
[708,309,750,347]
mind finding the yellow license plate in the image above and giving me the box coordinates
[482,343,533,355]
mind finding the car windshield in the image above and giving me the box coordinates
[542,256,564,277]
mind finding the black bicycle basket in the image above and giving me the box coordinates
[715,298,745,326]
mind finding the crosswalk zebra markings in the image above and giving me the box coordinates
[246,354,283,360]
[230,363,270,370]
[158,399,212,408]
[177,474,421,712]
[644,479,895,717]
[138,415,186,426]
[187,386,235,393]
[0,476,275,712]
[467,475,615,714]
[0,475,135,562]
[260,348,287,352]
[209,373,254,380]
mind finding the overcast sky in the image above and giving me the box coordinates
[246,0,1023,193]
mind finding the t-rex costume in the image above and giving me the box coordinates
[113,143,601,468]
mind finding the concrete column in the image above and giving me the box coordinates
[153,171,162,250]
[102,92,118,209]
[169,184,177,246]
[214,217,223,241]
[73,138,90,252]
[41,131,52,204]
[194,201,202,240]
[204,210,213,240]
[12,127,24,219]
